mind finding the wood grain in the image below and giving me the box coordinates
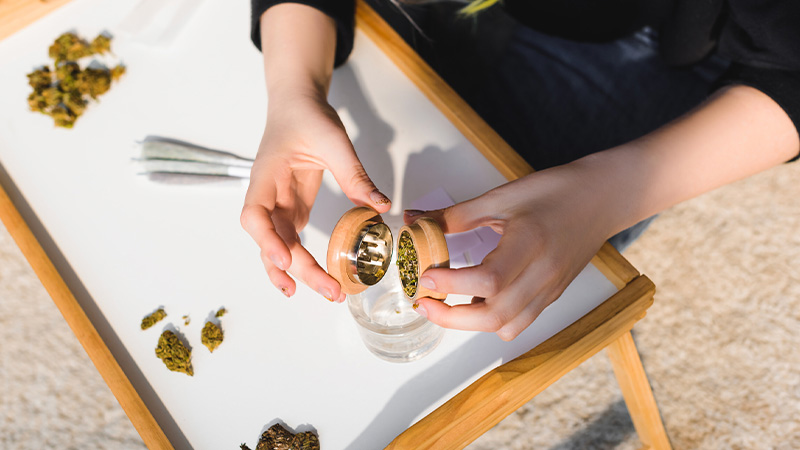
[0,183,174,450]
[607,331,672,450]
[386,275,656,449]
[0,0,73,42]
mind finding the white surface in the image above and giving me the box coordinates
[0,1,620,449]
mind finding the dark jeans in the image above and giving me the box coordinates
[372,2,729,250]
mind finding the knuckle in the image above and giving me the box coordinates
[441,205,466,226]
[538,256,563,287]
[239,205,260,231]
[347,164,374,190]
[259,249,273,266]
[479,269,504,296]
[484,310,508,333]
[496,327,519,342]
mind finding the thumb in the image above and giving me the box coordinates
[404,196,492,234]
[328,144,391,213]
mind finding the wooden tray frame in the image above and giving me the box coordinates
[0,1,670,449]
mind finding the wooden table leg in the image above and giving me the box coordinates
[606,331,671,450]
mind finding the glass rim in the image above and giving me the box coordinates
[348,297,432,335]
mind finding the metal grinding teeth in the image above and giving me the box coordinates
[356,230,388,267]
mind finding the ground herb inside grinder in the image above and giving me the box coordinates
[141,308,167,330]
[397,231,419,298]
[155,330,193,376]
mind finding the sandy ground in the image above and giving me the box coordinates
[2,161,799,449]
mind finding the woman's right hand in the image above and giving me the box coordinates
[241,90,391,303]
[241,3,391,303]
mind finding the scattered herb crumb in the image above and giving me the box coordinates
[182,315,190,326]
[201,321,224,353]
[141,308,167,330]
[155,330,193,376]
[215,307,227,318]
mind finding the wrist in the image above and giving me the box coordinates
[562,147,649,241]
[261,4,336,99]
[267,81,328,107]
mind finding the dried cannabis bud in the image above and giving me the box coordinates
[155,330,193,376]
[141,308,167,330]
[215,307,227,318]
[27,91,47,112]
[291,432,321,450]
[90,34,112,55]
[110,64,126,80]
[49,32,89,63]
[27,67,52,89]
[397,231,419,298]
[241,424,320,450]
[76,67,112,98]
[201,321,223,353]
[49,104,77,128]
[259,425,294,450]
[257,424,297,450]
[28,31,124,128]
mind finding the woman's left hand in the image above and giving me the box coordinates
[404,161,619,341]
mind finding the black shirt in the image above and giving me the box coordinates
[250,0,800,157]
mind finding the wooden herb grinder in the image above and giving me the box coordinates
[327,206,449,301]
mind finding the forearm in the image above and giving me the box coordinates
[572,85,800,238]
[260,3,337,99]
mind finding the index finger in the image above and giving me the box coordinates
[420,238,528,299]
[240,203,292,271]
[412,297,500,332]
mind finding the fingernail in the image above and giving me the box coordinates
[270,254,287,271]
[280,286,291,298]
[404,209,424,217]
[413,302,427,317]
[370,190,391,206]
[319,288,334,302]
[419,276,436,290]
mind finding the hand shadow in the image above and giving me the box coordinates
[305,63,396,237]
[401,143,505,209]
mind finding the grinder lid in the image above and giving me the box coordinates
[327,207,394,295]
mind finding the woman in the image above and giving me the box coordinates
[240,0,799,341]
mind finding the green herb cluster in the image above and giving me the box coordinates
[155,330,193,376]
[201,321,224,353]
[142,306,227,375]
[27,32,125,128]
[397,231,419,298]
[240,423,320,450]
[140,308,167,330]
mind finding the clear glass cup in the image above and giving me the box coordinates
[347,254,444,363]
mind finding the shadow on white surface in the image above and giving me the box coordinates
[0,161,194,449]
